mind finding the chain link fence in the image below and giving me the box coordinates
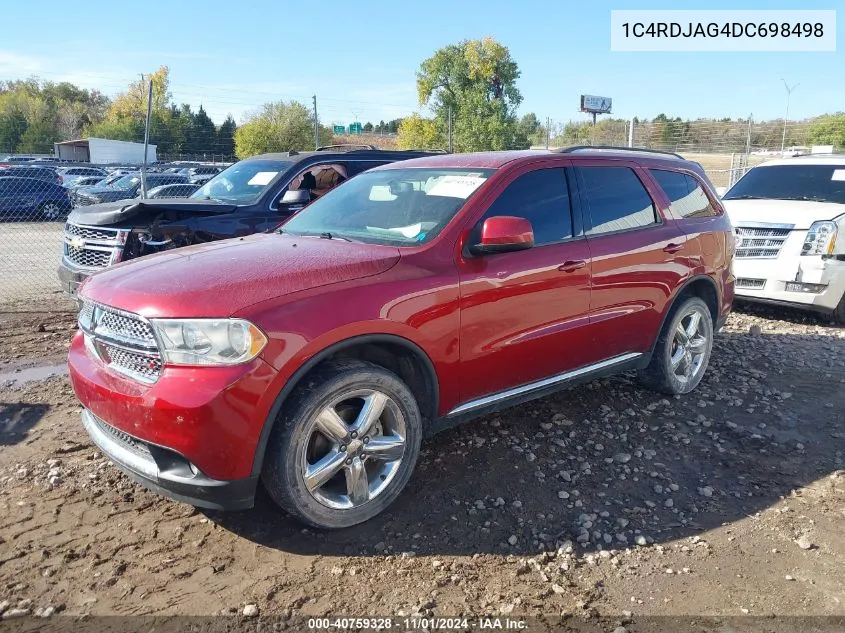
[0,109,823,312]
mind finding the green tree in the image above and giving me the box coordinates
[363,121,373,133]
[233,101,331,158]
[396,114,445,150]
[190,105,217,154]
[216,115,237,157]
[808,113,845,149]
[416,37,523,151]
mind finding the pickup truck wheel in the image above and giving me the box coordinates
[638,296,713,395]
[261,360,422,529]
[833,292,845,325]
[38,201,63,221]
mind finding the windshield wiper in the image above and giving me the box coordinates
[728,195,771,200]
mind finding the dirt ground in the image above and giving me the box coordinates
[0,304,843,627]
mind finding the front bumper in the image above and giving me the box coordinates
[82,409,257,511]
[57,260,91,297]
[733,256,845,313]
[68,330,281,506]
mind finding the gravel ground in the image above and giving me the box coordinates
[0,306,843,624]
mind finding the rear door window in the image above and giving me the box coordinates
[576,166,657,235]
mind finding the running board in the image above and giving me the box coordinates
[446,352,643,417]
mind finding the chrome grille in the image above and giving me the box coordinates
[62,222,128,271]
[734,226,791,259]
[65,245,111,268]
[102,346,162,382]
[97,310,157,347]
[736,278,766,290]
[79,301,162,383]
[65,223,119,241]
[90,413,152,461]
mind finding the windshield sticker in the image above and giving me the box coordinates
[366,222,423,239]
[247,171,278,186]
[427,175,487,199]
[831,169,845,181]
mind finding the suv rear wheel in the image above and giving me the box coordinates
[262,360,422,529]
[639,296,714,395]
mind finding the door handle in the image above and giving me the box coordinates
[663,242,684,254]
[558,260,587,273]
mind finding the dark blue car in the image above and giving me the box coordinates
[0,176,72,221]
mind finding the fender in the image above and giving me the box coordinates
[648,274,721,357]
[249,333,440,477]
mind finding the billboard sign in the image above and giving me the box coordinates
[580,95,612,114]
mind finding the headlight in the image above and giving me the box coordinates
[801,221,837,256]
[149,318,267,366]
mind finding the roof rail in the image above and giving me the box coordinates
[316,144,377,152]
[402,148,448,153]
[555,145,684,160]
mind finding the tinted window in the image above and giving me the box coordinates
[650,169,718,219]
[723,164,845,205]
[482,168,572,245]
[577,167,656,235]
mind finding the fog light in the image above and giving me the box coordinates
[784,282,827,294]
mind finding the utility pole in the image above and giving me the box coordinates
[780,79,799,154]
[545,117,550,149]
[628,118,635,147]
[312,95,319,150]
[141,76,153,199]
[745,113,753,157]
[447,106,453,153]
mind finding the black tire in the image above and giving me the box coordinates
[261,359,423,529]
[833,292,845,326]
[638,296,714,395]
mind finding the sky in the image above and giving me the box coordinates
[0,0,841,127]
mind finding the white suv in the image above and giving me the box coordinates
[722,156,845,323]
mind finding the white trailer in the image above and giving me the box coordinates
[54,137,157,164]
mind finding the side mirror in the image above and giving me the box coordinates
[470,216,534,256]
[279,189,311,206]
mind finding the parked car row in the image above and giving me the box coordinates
[65,145,737,529]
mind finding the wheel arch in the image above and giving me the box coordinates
[250,333,440,477]
[649,274,720,356]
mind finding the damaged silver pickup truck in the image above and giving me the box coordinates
[58,147,439,296]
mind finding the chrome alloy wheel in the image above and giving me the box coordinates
[670,308,709,386]
[300,389,407,509]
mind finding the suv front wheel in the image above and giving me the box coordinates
[262,360,423,529]
[639,296,714,395]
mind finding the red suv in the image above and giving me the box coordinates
[68,148,735,528]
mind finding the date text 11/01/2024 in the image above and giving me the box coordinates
[306,617,528,630]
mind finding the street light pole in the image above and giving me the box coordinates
[780,79,799,154]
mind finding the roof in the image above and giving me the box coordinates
[251,149,441,164]
[372,150,547,170]
[756,155,845,167]
[371,147,695,170]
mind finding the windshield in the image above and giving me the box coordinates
[281,168,494,246]
[111,175,140,190]
[189,159,292,204]
[724,164,845,205]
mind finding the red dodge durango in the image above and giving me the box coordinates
[69,147,735,528]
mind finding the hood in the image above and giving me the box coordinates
[723,199,845,231]
[68,197,237,226]
[79,233,401,317]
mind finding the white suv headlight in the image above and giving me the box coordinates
[149,318,268,366]
[801,221,837,256]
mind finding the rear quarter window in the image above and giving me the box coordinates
[650,169,719,219]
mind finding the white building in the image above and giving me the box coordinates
[53,137,157,164]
